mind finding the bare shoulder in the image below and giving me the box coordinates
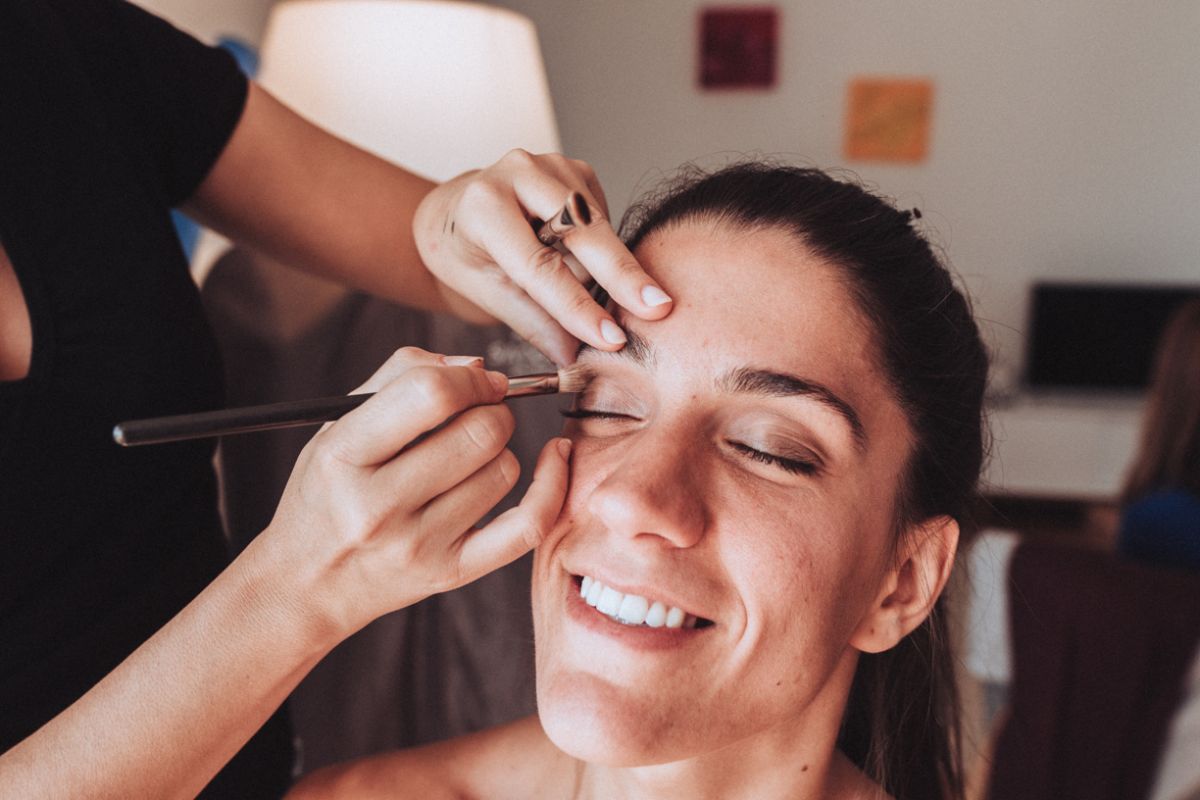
[287,715,578,800]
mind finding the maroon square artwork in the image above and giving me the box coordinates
[699,7,778,89]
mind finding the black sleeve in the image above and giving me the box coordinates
[48,0,249,207]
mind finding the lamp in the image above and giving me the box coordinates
[192,0,560,286]
[258,0,560,179]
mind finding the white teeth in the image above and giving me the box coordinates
[585,579,603,607]
[576,575,702,630]
[665,606,685,629]
[616,594,649,625]
[597,586,623,616]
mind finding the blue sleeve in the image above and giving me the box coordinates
[1118,491,1200,571]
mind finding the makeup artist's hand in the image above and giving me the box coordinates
[413,149,674,366]
[260,347,571,638]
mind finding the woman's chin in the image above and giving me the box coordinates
[540,711,671,767]
[537,680,693,767]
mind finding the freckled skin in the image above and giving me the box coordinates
[290,219,942,799]
[532,221,914,783]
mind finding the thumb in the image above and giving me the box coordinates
[455,437,571,583]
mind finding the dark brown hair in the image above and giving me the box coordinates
[1120,298,1200,505]
[621,163,989,800]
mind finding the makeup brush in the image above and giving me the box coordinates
[113,367,589,447]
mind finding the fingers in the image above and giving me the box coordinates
[559,218,673,321]
[351,347,480,395]
[467,191,621,352]
[567,157,609,219]
[419,150,673,364]
[418,447,520,548]
[453,438,572,585]
[374,403,516,504]
[457,272,580,367]
[503,159,675,328]
[459,151,672,355]
[323,361,506,467]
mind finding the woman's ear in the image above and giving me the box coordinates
[849,515,959,654]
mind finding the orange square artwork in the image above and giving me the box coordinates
[844,78,934,163]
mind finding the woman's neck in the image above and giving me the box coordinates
[573,732,884,800]
[566,656,885,800]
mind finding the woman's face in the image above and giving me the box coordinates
[531,220,915,766]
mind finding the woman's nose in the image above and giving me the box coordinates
[585,430,708,549]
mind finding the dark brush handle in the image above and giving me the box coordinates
[113,393,374,447]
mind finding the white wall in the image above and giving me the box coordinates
[493,0,1200,386]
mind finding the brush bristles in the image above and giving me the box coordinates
[555,363,592,394]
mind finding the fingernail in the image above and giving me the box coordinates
[442,355,484,367]
[600,319,626,345]
[641,285,672,307]
[487,370,509,393]
[557,438,573,459]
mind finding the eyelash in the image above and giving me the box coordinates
[559,408,625,421]
[728,441,818,476]
[560,409,819,477]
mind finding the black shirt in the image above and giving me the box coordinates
[0,1,291,795]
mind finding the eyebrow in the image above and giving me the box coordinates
[577,325,656,368]
[577,331,868,449]
[721,367,868,450]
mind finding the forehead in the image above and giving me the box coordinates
[617,222,883,398]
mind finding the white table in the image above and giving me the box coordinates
[983,395,1144,500]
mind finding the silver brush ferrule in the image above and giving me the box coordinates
[504,372,560,398]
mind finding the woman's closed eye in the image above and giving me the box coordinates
[563,407,822,477]
[727,440,820,476]
[559,407,634,422]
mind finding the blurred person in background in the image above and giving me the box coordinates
[1118,298,1200,571]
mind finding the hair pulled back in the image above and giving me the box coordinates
[621,163,990,800]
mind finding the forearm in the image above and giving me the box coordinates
[186,83,479,318]
[0,353,569,798]
[0,533,331,799]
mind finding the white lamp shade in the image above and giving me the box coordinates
[258,0,561,181]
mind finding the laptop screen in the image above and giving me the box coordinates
[1025,283,1200,391]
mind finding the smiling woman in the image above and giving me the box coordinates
[289,163,989,800]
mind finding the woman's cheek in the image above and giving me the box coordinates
[732,506,862,634]
[560,435,620,511]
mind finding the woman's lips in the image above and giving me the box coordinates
[575,574,712,629]
[564,573,715,648]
